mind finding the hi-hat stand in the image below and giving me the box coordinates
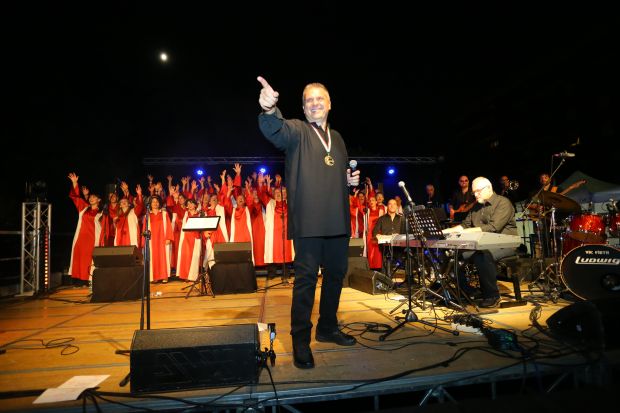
[380,184,459,341]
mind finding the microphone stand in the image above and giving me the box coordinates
[523,155,568,299]
[118,195,151,388]
[281,198,289,285]
[140,197,152,331]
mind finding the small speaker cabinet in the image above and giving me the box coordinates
[130,324,260,393]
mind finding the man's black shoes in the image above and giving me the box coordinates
[316,330,356,346]
[292,343,314,369]
[478,296,501,308]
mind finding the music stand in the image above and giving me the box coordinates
[380,204,459,341]
[182,216,220,299]
[409,207,467,309]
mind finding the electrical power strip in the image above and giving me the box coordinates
[450,323,483,335]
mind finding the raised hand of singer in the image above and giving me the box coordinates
[257,76,279,114]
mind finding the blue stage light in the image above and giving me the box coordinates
[387,167,396,175]
[259,167,267,174]
[196,169,204,176]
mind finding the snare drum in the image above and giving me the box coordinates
[560,244,620,300]
[565,213,606,243]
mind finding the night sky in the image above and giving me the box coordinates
[3,5,619,271]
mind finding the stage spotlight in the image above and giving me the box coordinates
[196,169,204,176]
[259,167,267,174]
[387,167,396,175]
[159,52,168,62]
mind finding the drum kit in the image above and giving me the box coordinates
[524,192,620,302]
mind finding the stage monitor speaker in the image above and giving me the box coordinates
[92,246,142,268]
[348,268,393,295]
[214,242,252,263]
[343,256,369,287]
[130,324,260,393]
[91,266,144,302]
[348,238,365,257]
[546,298,620,350]
[210,262,257,294]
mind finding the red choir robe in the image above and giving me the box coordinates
[142,210,174,282]
[365,206,384,269]
[176,211,203,281]
[166,197,186,271]
[114,199,144,248]
[204,204,228,269]
[226,197,254,265]
[350,196,366,238]
[260,189,294,264]
[219,183,233,236]
[102,203,119,246]
[68,186,104,281]
[230,205,253,243]
[247,192,266,267]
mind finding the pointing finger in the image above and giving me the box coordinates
[257,76,273,92]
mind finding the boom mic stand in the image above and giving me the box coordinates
[118,195,152,388]
[380,190,459,341]
[140,198,152,331]
[523,157,568,301]
[281,197,289,285]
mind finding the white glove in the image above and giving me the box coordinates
[346,169,360,187]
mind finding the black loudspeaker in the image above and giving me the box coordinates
[348,238,365,257]
[91,266,144,302]
[214,242,252,263]
[546,298,620,350]
[210,262,257,294]
[130,324,260,393]
[343,256,369,287]
[348,268,393,295]
[497,256,551,283]
[92,246,142,268]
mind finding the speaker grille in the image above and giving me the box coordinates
[214,242,252,263]
[92,246,142,267]
[130,324,260,392]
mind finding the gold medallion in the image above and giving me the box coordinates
[324,154,335,166]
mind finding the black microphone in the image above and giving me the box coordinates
[553,151,575,158]
[398,181,415,205]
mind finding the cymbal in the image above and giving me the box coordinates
[537,191,581,213]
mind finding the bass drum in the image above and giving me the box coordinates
[561,244,620,300]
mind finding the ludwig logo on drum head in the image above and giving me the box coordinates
[574,256,620,265]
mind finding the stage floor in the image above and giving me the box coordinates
[1,274,618,412]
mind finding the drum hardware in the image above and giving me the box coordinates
[521,156,577,302]
[526,206,567,303]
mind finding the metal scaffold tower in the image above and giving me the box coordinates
[20,202,52,296]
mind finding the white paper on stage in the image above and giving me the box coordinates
[182,216,220,231]
[33,375,110,404]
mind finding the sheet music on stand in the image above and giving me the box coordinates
[182,216,221,298]
[411,206,445,240]
[183,216,220,232]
